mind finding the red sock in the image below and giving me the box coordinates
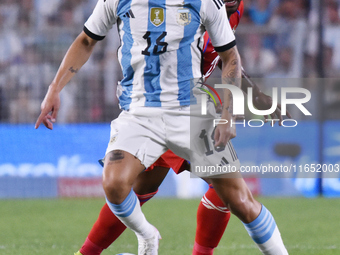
[79,190,158,255]
[192,186,230,255]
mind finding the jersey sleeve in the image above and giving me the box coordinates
[83,0,118,40]
[201,0,236,52]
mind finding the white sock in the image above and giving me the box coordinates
[106,189,155,239]
[257,226,288,255]
[243,205,288,255]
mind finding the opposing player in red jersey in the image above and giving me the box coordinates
[75,1,287,254]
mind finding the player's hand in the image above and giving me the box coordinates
[214,112,236,148]
[253,92,292,126]
[35,86,61,130]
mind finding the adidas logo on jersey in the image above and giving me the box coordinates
[123,10,135,18]
[219,157,229,167]
[212,0,224,9]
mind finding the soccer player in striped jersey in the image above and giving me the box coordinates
[36,0,288,254]
[73,1,289,254]
[74,2,247,255]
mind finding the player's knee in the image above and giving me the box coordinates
[102,173,132,204]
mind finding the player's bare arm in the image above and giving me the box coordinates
[35,32,98,130]
[214,46,241,148]
[241,68,292,125]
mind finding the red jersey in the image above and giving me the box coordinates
[202,1,244,79]
[147,2,244,175]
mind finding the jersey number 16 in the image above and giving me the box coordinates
[142,31,168,56]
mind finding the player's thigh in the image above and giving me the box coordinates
[105,110,167,169]
[164,103,240,178]
[164,109,192,161]
[190,119,241,178]
[163,105,219,162]
[103,150,145,186]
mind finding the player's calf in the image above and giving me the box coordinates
[210,177,288,254]
[193,185,231,255]
[209,177,261,222]
[76,190,159,255]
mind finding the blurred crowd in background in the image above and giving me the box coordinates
[1,0,340,124]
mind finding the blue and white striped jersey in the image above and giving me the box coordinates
[84,0,235,110]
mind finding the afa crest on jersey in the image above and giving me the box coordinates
[150,7,164,27]
[176,8,191,26]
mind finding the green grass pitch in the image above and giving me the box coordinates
[0,197,339,255]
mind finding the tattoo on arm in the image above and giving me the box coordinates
[220,47,240,116]
[109,150,125,162]
[231,59,238,65]
[69,66,79,73]
[222,47,241,87]
[226,93,233,114]
[226,71,236,84]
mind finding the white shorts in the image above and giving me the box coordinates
[105,102,240,177]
